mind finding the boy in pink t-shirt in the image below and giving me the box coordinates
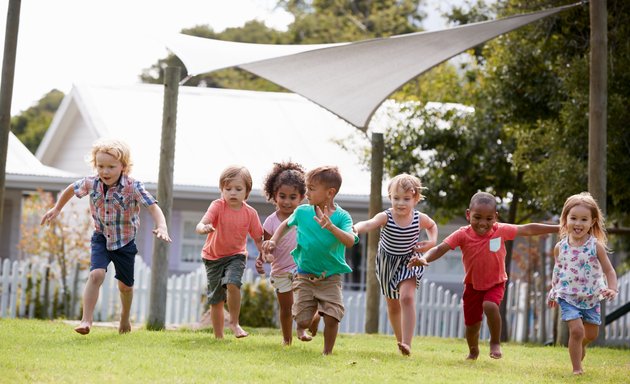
[409,192,557,360]
[196,165,263,339]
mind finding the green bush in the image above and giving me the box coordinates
[239,279,276,328]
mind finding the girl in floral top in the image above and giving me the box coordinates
[547,192,618,375]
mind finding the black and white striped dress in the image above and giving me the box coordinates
[376,208,425,299]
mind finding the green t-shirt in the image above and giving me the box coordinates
[287,204,358,276]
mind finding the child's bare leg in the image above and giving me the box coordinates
[322,314,339,355]
[465,322,482,360]
[226,284,248,338]
[308,313,321,337]
[277,291,293,345]
[483,301,502,359]
[210,302,225,339]
[398,279,416,356]
[75,269,105,335]
[567,319,586,374]
[118,281,133,334]
[581,322,598,363]
[386,297,402,344]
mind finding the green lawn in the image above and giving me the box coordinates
[0,318,628,383]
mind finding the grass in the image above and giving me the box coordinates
[0,318,628,384]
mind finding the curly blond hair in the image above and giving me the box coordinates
[89,138,133,175]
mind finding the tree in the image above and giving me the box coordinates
[10,89,64,153]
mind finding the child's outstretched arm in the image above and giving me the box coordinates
[148,203,172,242]
[352,212,387,235]
[516,223,559,236]
[416,213,438,253]
[596,242,619,300]
[41,184,74,226]
[408,242,450,268]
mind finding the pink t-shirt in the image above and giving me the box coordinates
[444,222,518,290]
[262,211,297,276]
[201,199,263,261]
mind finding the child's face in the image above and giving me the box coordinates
[221,178,247,208]
[305,180,333,206]
[466,202,497,236]
[566,204,594,242]
[274,185,303,217]
[95,151,124,186]
[389,187,418,217]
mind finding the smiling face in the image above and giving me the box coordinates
[274,184,303,219]
[466,202,498,236]
[95,151,124,186]
[221,177,248,209]
[389,187,419,218]
[566,204,594,244]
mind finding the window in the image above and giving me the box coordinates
[180,212,206,268]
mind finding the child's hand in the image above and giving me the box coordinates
[255,257,265,275]
[41,208,60,226]
[407,255,428,268]
[199,224,215,234]
[262,240,276,254]
[314,205,333,230]
[153,226,172,242]
[547,299,557,308]
[263,252,275,263]
[602,287,618,301]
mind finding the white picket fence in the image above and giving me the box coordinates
[1,256,628,344]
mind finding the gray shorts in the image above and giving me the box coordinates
[203,254,246,305]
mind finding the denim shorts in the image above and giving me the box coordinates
[558,298,601,325]
[90,232,138,287]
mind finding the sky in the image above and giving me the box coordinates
[0,0,467,116]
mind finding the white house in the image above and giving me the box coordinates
[32,83,466,290]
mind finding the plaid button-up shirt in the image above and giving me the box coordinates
[74,174,157,250]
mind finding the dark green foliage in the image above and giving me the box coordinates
[239,280,276,328]
[10,89,64,153]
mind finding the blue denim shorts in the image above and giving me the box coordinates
[90,232,138,287]
[558,298,601,325]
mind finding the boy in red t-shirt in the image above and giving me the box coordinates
[409,192,557,360]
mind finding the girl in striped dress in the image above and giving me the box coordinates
[353,174,438,356]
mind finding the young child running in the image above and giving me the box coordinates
[196,165,264,339]
[353,173,437,356]
[262,166,358,355]
[547,192,618,375]
[41,138,172,335]
[257,161,320,345]
[409,191,558,360]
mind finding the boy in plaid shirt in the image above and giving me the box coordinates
[42,138,171,335]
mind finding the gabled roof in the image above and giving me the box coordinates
[37,84,374,197]
[6,131,77,188]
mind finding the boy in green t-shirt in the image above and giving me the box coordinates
[262,166,358,355]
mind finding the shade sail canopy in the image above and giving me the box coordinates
[166,2,580,129]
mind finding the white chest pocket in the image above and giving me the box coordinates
[489,237,501,252]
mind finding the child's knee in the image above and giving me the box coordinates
[88,269,106,284]
[118,281,133,292]
[482,301,499,314]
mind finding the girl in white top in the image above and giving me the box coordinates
[353,174,437,356]
[257,162,320,345]
[547,192,618,375]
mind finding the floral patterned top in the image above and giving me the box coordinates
[547,235,607,309]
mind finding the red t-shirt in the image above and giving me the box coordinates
[201,199,263,260]
[444,222,518,290]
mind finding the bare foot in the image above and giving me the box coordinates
[282,339,292,346]
[466,346,479,360]
[119,321,131,334]
[297,328,313,342]
[489,343,502,359]
[397,342,411,356]
[74,322,91,335]
[230,324,249,338]
[573,370,584,375]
